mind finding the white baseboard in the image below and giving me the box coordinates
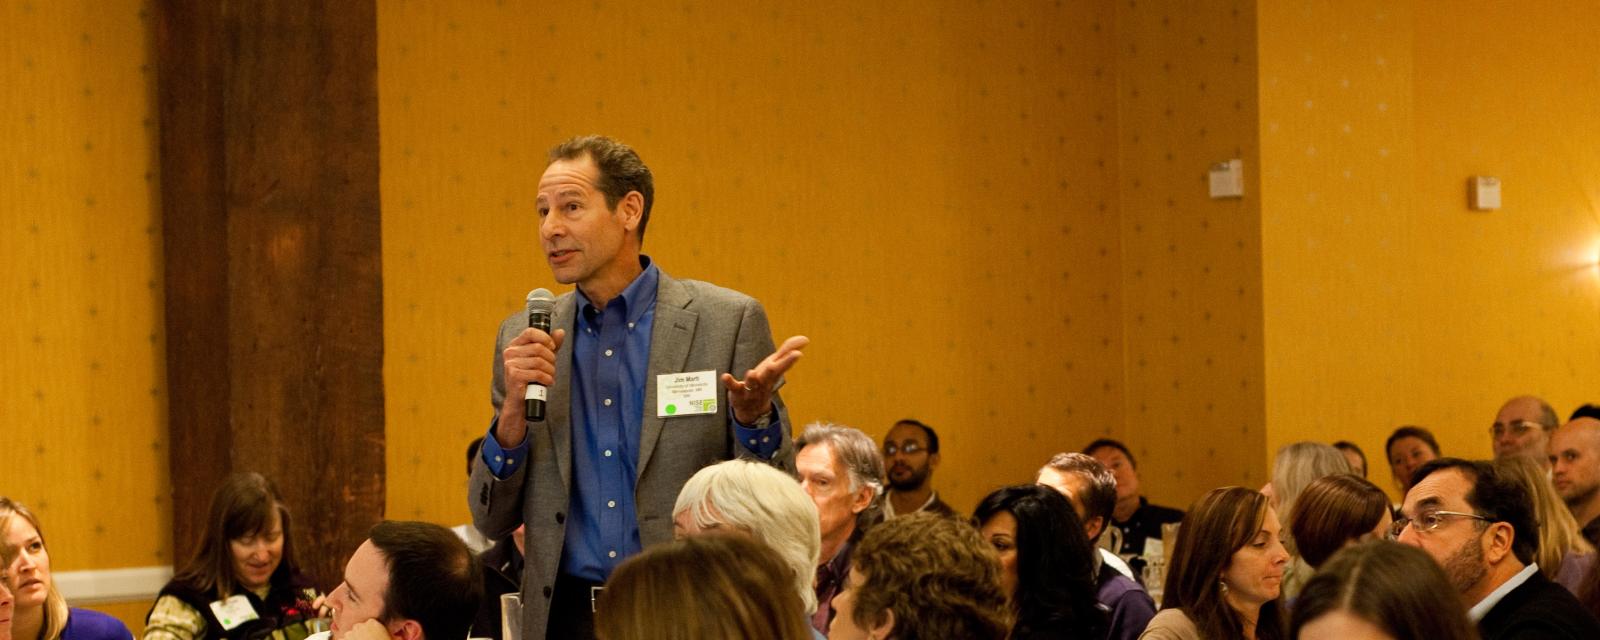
[55,566,174,605]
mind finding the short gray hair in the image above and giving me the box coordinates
[796,422,886,527]
[673,460,822,615]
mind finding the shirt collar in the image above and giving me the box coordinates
[575,255,659,325]
[1468,562,1538,622]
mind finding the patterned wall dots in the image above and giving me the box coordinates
[1,0,170,579]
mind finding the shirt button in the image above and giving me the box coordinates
[607,500,616,508]
[748,439,757,446]
[628,322,635,329]
[604,349,614,357]
[608,550,617,558]
[761,437,769,444]
[604,398,613,406]
[604,449,613,457]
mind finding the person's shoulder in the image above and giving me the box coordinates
[667,276,758,307]
[1138,609,1198,640]
[65,608,133,640]
[1142,501,1185,523]
[1488,573,1600,636]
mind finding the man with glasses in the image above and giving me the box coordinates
[881,419,956,519]
[1490,395,1560,467]
[1395,458,1600,639]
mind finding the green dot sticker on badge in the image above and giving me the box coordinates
[657,371,718,418]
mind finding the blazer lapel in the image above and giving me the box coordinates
[548,293,577,492]
[638,274,697,476]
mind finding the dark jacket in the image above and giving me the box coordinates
[472,537,524,640]
[1478,571,1600,640]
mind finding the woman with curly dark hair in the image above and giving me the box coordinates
[974,485,1108,639]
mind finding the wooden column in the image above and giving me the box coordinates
[155,0,383,589]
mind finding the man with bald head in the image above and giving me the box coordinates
[1491,395,1560,466]
[1549,404,1600,548]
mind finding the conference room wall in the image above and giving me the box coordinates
[1258,1,1600,501]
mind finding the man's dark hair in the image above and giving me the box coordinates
[1572,404,1600,422]
[548,135,655,242]
[1385,426,1440,459]
[1041,453,1117,539]
[1082,438,1135,469]
[370,521,483,640]
[1409,458,1538,565]
[893,419,940,454]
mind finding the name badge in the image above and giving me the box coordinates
[657,370,718,417]
[208,594,260,631]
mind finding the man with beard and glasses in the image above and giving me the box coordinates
[1395,458,1600,640]
[880,420,956,519]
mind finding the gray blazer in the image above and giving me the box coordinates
[468,271,795,640]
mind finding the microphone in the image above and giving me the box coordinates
[524,288,555,422]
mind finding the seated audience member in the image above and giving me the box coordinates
[880,420,957,519]
[2,575,14,640]
[795,424,884,634]
[1395,458,1600,640]
[672,460,822,622]
[1551,406,1600,548]
[1331,441,1366,478]
[1037,453,1156,640]
[470,524,524,640]
[1496,455,1595,593]
[594,534,812,640]
[1139,487,1288,640]
[1290,540,1478,640]
[1491,395,1560,467]
[451,438,491,553]
[324,521,482,640]
[827,512,1008,640]
[975,485,1110,639]
[0,498,132,640]
[145,473,319,640]
[1385,426,1440,496]
[1084,439,1185,579]
[1264,442,1351,598]
[1287,474,1391,570]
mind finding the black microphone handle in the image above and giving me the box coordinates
[525,309,553,422]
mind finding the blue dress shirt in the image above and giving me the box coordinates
[480,257,784,581]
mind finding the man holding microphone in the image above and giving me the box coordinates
[468,135,807,640]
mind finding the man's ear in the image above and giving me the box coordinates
[390,619,424,640]
[1483,522,1515,565]
[870,607,897,640]
[1085,515,1106,542]
[616,190,645,235]
[929,452,941,469]
[850,484,874,515]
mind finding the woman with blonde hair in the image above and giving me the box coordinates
[594,534,813,640]
[1263,442,1350,598]
[1,498,131,640]
[1496,455,1595,593]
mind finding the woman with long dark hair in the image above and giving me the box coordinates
[144,473,322,640]
[1141,487,1288,640]
[974,485,1108,639]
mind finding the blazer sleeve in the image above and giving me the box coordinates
[730,296,796,470]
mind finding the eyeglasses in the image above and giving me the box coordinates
[884,442,924,456]
[1490,420,1546,439]
[1389,510,1491,539]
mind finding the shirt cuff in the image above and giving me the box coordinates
[482,416,529,479]
[731,405,783,459]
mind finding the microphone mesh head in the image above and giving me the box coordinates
[526,288,555,312]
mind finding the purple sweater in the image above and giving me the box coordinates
[62,608,133,640]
